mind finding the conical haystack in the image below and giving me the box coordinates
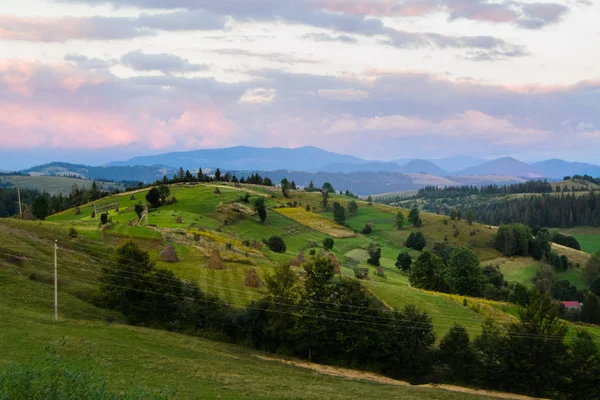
[213,187,221,194]
[244,268,261,288]
[75,207,81,215]
[327,252,341,274]
[130,194,136,200]
[21,209,35,220]
[176,216,182,224]
[208,249,223,270]
[159,244,179,263]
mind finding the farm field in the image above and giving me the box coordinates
[559,227,600,255]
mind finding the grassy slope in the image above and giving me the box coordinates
[558,227,600,256]
[39,183,515,341]
[0,271,494,400]
[0,175,124,196]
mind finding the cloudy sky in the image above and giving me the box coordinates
[1,0,599,169]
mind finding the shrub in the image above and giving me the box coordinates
[322,238,334,251]
[267,236,286,253]
[68,227,78,238]
[367,247,381,266]
[362,224,372,234]
[407,231,426,251]
[146,187,161,208]
[100,213,109,225]
[354,267,369,280]
[395,252,412,271]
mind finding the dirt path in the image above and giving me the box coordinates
[255,355,544,400]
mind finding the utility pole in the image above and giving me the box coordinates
[54,240,58,321]
[17,182,22,218]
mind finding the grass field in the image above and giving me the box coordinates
[558,227,600,256]
[0,270,498,400]
[0,175,125,196]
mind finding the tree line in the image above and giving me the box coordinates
[98,241,600,399]
[470,192,600,228]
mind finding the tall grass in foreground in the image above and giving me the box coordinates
[0,345,176,400]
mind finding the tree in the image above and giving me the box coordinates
[267,236,286,253]
[584,254,600,285]
[214,168,221,181]
[466,210,474,225]
[529,229,551,260]
[439,325,477,383]
[409,250,447,291]
[322,182,334,195]
[280,178,290,198]
[367,195,372,204]
[568,330,600,399]
[184,170,193,182]
[322,238,334,251]
[447,247,483,297]
[347,200,358,216]
[158,185,170,203]
[332,202,346,225]
[254,198,267,223]
[176,167,184,182]
[581,293,600,324]
[590,276,600,297]
[495,224,531,256]
[395,211,405,229]
[31,196,49,220]
[504,291,569,397]
[450,209,458,220]
[408,207,422,227]
[395,252,412,272]
[305,204,311,212]
[362,224,372,234]
[533,264,555,294]
[134,203,144,219]
[406,231,426,251]
[145,188,161,208]
[99,241,181,326]
[552,280,577,301]
[367,247,381,266]
[197,168,203,181]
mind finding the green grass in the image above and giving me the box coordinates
[558,227,600,256]
[0,273,493,400]
[491,257,587,289]
[0,175,126,196]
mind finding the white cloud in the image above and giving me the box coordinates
[239,88,277,103]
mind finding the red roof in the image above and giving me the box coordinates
[562,301,580,307]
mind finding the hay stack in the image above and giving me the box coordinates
[296,252,307,264]
[176,216,182,224]
[327,252,341,274]
[213,187,221,195]
[376,266,385,278]
[244,268,261,288]
[170,196,178,204]
[21,209,35,221]
[208,249,223,270]
[75,207,81,215]
[115,205,120,212]
[130,194,136,200]
[159,244,179,263]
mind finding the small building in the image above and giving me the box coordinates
[561,301,582,310]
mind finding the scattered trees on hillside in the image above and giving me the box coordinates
[447,247,483,297]
[31,196,49,220]
[408,206,422,227]
[409,250,447,292]
[267,236,286,253]
[332,202,346,225]
[254,198,267,223]
[395,252,412,272]
[406,231,426,251]
[347,200,358,216]
[494,223,531,257]
[395,211,405,229]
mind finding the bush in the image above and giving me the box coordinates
[354,267,369,280]
[100,213,108,225]
[407,231,426,251]
[322,238,334,251]
[68,227,78,238]
[267,236,287,253]
[362,224,372,234]
[396,252,412,271]
[146,187,161,208]
[367,247,381,266]
[552,232,581,250]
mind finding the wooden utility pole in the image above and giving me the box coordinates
[17,182,22,218]
[54,240,58,321]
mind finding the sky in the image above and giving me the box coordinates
[1,0,599,170]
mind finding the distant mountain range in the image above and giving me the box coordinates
[11,147,600,190]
